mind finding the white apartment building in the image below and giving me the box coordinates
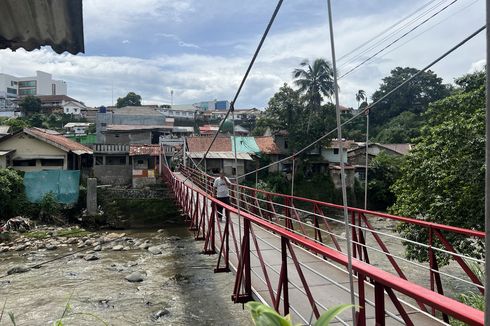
[0,71,68,113]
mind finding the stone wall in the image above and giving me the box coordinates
[93,165,131,185]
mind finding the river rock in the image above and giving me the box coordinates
[153,308,170,319]
[46,244,58,250]
[125,272,145,282]
[94,245,102,251]
[112,245,123,251]
[37,242,46,249]
[167,236,181,241]
[157,229,165,233]
[139,243,150,250]
[66,238,78,244]
[84,239,94,246]
[84,254,99,261]
[14,244,26,251]
[0,247,9,253]
[7,265,30,275]
[123,246,130,251]
[148,246,161,255]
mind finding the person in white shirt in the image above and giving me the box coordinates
[213,169,231,220]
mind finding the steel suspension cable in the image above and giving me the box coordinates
[236,25,486,181]
[326,1,356,322]
[188,0,284,174]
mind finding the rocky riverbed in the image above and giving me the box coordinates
[0,225,251,325]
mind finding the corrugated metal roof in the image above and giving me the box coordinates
[187,152,254,160]
[186,136,231,152]
[0,126,12,134]
[105,124,169,132]
[129,144,161,157]
[0,0,84,54]
[25,128,92,155]
[255,136,282,154]
[0,149,15,156]
[231,136,260,154]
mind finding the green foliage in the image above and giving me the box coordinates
[391,69,485,265]
[370,67,450,140]
[39,192,62,222]
[116,92,142,108]
[0,168,25,218]
[246,301,353,326]
[19,96,42,115]
[221,120,234,134]
[374,111,423,143]
[367,152,404,211]
[3,118,28,132]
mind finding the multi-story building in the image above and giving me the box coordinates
[0,71,68,114]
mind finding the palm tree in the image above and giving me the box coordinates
[292,58,334,131]
[355,89,366,109]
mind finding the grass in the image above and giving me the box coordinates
[24,228,91,239]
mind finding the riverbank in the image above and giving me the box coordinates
[0,226,251,325]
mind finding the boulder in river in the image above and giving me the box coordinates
[152,308,170,320]
[148,246,162,255]
[112,245,123,251]
[84,254,99,261]
[125,271,145,283]
[7,265,30,275]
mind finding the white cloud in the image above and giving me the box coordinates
[122,40,130,44]
[0,0,485,114]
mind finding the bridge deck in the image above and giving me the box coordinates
[174,173,442,325]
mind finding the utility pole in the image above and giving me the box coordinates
[171,90,174,106]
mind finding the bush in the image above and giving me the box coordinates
[0,169,25,218]
[38,192,61,222]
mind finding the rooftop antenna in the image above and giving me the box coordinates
[111,80,114,106]
[170,90,174,106]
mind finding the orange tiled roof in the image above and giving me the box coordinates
[25,128,92,154]
[129,144,161,156]
[186,136,231,152]
[255,136,281,154]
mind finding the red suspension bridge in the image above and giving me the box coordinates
[162,164,484,325]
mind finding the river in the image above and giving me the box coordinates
[0,227,251,326]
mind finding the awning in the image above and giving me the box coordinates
[0,0,84,54]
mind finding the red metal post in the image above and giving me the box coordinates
[374,282,385,326]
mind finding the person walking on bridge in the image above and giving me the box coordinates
[213,169,231,221]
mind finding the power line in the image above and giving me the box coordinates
[378,0,482,60]
[235,25,486,180]
[339,0,459,79]
[338,0,447,66]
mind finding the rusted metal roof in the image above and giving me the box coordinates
[186,136,231,152]
[0,0,84,54]
[187,152,254,161]
[105,125,170,132]
[129,144,161,157]
[24,127,92,155]
[255,136,281,155]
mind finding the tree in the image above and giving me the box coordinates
[367,152,404,211]
[374,111,423,143]
[391,69,485,264]
[116,92,142,108]
[4,118,28,132]
[0,168,25,218]
[19,96,42,115]
[355,89,366,109]
[370,67,450,136]
[292,58,334,131]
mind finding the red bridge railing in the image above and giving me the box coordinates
[166,165,484,325]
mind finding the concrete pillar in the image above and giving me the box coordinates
[87,178,97,216]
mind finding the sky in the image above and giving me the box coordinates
[0,0,486,109]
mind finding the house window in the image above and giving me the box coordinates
[13,159,36,166]
[41,159,64,166]
[95,156,104,165]
[101,123,107,127]
[106,156,126,165]
[6,88,17,94]
[333,148,339,155]
[18,81,36,87]
[19,88,36,95]
[284,141,288,149]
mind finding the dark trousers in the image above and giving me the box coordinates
[216,196,230,220]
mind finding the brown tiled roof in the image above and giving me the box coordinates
[255,136,281,154]
[129,144,161,156]
[186,136,231,152]
[25,128,92,155]
[105,124,169,132]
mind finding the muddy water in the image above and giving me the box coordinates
[0,227,251,326]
